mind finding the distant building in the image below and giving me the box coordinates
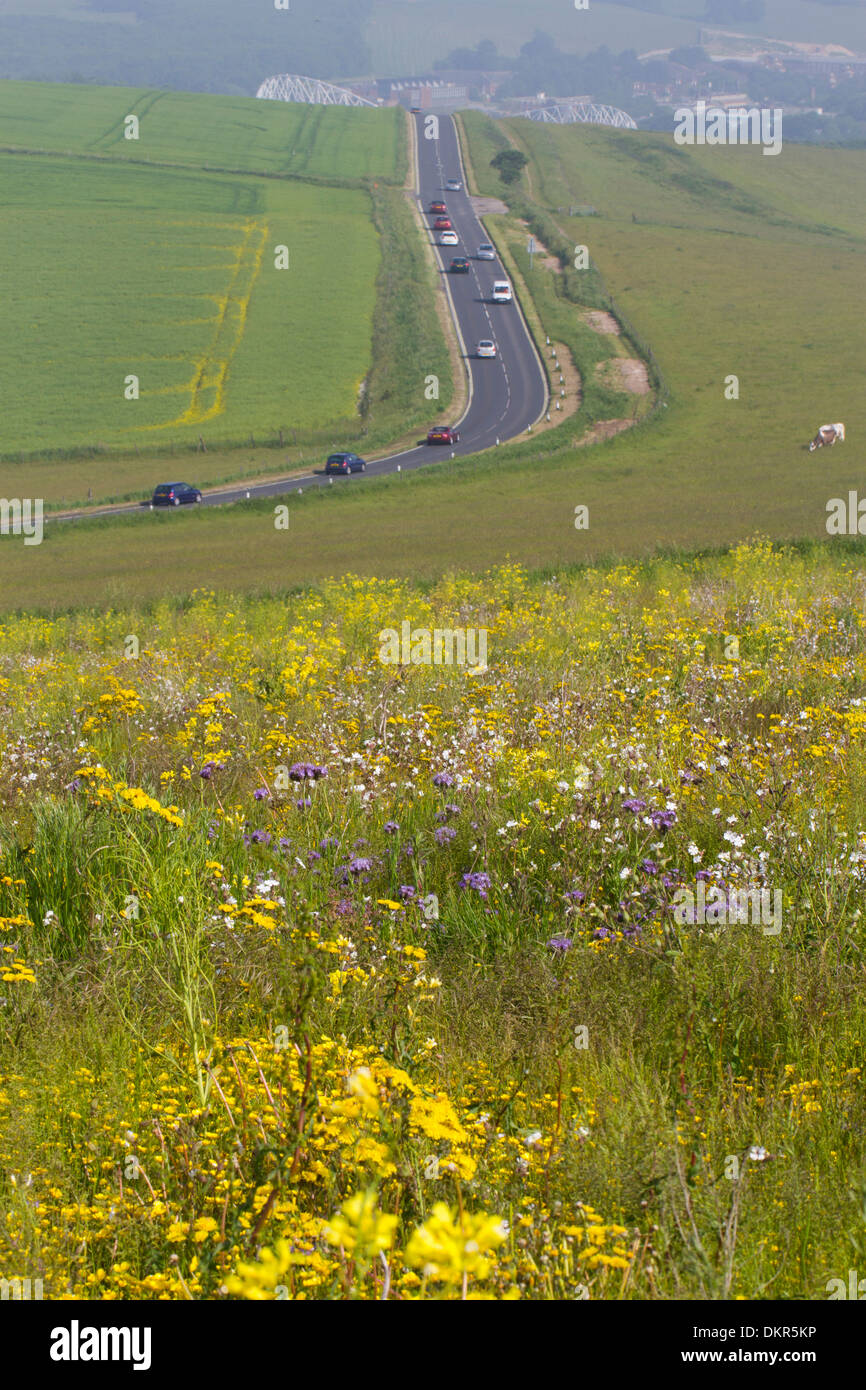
[759,54,866,81]
[364,71,511,110]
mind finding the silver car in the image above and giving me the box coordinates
[477,243,495,260]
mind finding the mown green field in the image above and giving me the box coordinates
[0,80,405,183]
[0,153,379,458]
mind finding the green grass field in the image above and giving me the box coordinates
[0,154,379,458]
[0,80,405,183]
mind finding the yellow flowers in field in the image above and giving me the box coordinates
[324,1189,398,1258]
[405,1205,507,1286]
[1,543,865,1300]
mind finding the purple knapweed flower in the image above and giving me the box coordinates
[640,859,658,875]
[250,829,272,847]
[199,762,215,780]
[253,788,269,801]
[289,763,327,782]
[319,837,339,853]
[651,809,677,834]
[432,772,454,788]
[434,826,457,846]
[383,821,400,835]
[398,885,416,901]
[564,889,585,902]
[459,871,491,900]
[348,856,373,876]
[622,798,647,814]
[295,797,312,810]
[547,936,573,953]
[592,926,613,940]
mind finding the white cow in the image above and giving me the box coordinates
[809,423,846,452]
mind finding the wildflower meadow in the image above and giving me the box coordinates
[0,540,864,1302]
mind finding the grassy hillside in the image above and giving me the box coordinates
[2,543,865,1299]
[461,113,866,462]
[3,117,862,608]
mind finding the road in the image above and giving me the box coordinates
[59,113,548,522]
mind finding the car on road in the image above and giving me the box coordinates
[477,243,496,260]
[433,216,452,230]
[410,106,422,114]
[449,257,470,274]
[445,178,462,191]
[492,280,513,303]
[152,482,202,507]
[427,426,460,445]
[439,231,459,245]
[429,200,447,214]
[325,452,367,475]
[476,340,497,359]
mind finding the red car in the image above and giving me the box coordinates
[434,217,452,231]
[427,426,460,445]
[429,200,447,214]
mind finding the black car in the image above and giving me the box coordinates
[449,257,470,274]
[151,482,202,507]
[325,452,367,475]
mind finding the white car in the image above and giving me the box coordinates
[492,280,513,303]
[477,243,496,260]
[439,230,459,246]
[476,340,497,359]
[445,178,462,192]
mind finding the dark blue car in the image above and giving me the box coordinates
[325,452,367,475]
[151,482,202,507]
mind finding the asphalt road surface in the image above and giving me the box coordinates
[61,113,548,522]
